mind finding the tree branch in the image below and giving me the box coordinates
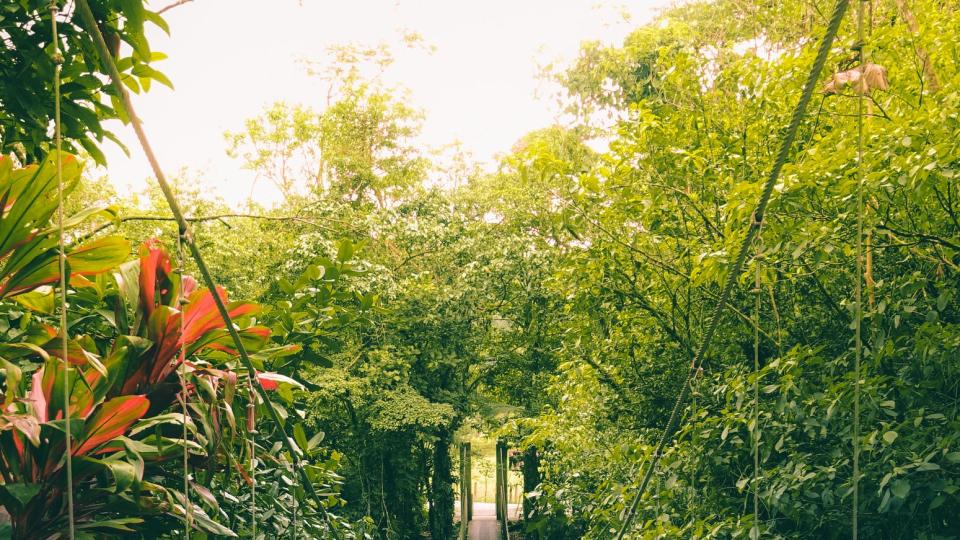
[119,213,329,228]
[876,223,960,251]
[157,0,194,15]
[894,0,940,95]
[81,212,334,243]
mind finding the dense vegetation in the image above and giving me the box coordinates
[1,0,959,538]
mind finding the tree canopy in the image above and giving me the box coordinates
[1,0,959,538]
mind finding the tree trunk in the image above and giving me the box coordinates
[521,445,541,522]
[895,0,940,94]
[429,429,454,540]
[465,441,473,521]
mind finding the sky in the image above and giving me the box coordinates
[102,0,672,207]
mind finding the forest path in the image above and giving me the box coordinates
[468,502,498,540]
[460,502,519,540]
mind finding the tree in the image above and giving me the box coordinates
[511,0,960,537]
[226,41,430,207]
[0,0,171,164]
[225,103,323,198]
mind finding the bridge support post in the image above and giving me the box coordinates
[496,439,510,540]
[460,442,469,540]
[495,439,504,522]
[465,441,473,521]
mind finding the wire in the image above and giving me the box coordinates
[852,1,868,538]
[249,384,257,539]
[176,222,192,537]
[49,3,76,538]
[291,456,298,540]
[614,1,851,536]
[752,222,763,538]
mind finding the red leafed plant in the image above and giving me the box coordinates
[0,155,289,538]
[0,154,158,537]
[113,240,270,405]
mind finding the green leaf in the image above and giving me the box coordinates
[882,430,898,445]
[580,175,600,192]
[293,423,309,454]
[78,137,107,166]
[305,264,323,280]
[303,346,333,368]
[0,153,81,298]
[307,430,325,451]
[2,236,130,300]
[0,482,40,508]
[336,239,354,262]
[131,63,174,89]
[130,412,194,437]
[143,11,170,34]
[66,237,132,275]
[75,518,143,532]
[878,489,891,512]
[890,478,910,499]
[119,0,149,59]
[277,277,296,294]
[97,458,138,493]
[12,286,55,313]
[0,356,23,406]
[185,502,237,537]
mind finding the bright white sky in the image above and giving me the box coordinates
[102,0,671,207]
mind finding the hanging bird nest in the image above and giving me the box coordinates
[822,63,889,95]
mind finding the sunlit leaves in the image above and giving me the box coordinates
[0,2,171,164]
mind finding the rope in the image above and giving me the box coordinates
[49,3,76,538]
[751,221,763,538]
[73,2,342,537]
[852,1,868,537]
[614,1,850,536]
[249,384,257,539]
[176,224,192,537]
[689,375,698,502]
[291,459,298,540]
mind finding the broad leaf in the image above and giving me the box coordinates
[73,395,150,456]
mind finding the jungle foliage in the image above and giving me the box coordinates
[2,0,960,539]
